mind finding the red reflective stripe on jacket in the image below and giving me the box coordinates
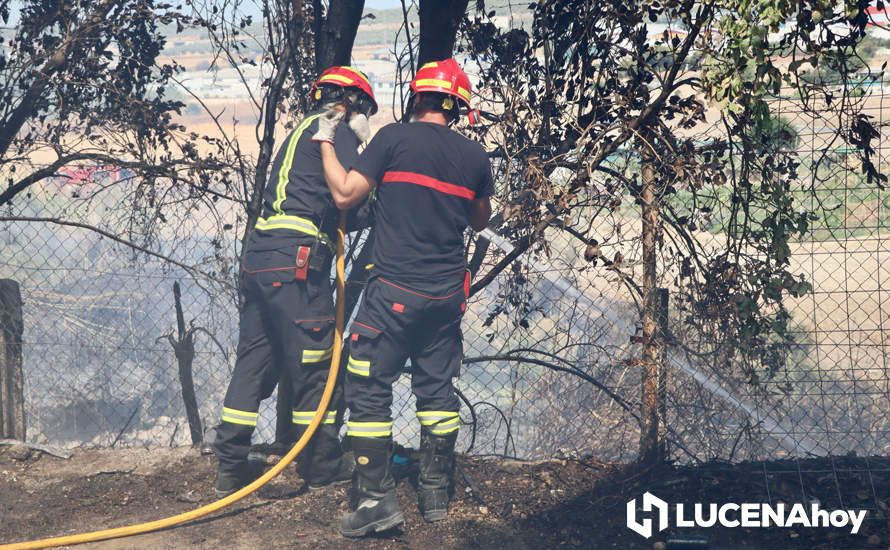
[382,171,476,200]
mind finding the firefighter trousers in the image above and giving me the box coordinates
[213,242,343,475]
[344,274,468,440]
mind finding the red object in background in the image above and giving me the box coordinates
[54,164,123,192]
[866,5,890,25]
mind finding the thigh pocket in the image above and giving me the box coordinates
[244,248,298,286]
[250,269,298,289]
[295,318,335,365]
[346,321,382,377]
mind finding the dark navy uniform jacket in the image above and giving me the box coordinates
[352,121,495,293]
[253,110,361,251]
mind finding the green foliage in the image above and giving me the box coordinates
[462,0,883,385]
[749,114,800,154]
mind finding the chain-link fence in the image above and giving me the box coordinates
[662,89,890,464]
[2,83,890,475]
[1,173,242,449]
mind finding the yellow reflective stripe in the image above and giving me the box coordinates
[319,73,355,85]
[221,407,258,426]
[272,113,323,215]
[429,423,460,435]
[302,346,334,363]
[222,407,258,419]
[417,410,460,419]
[347,365,370,376]
[428,418,459,428]
[347,420,392,437]
[346,355,371,377]
[347,421,392,427]
[418,411,460,433]
[254,214,334,251]
[255,214,320,236]
[420,61,438,69]
[456,86,471,101]
[414,78,453,90]
[418,416,460,427]
[292,410,337,425]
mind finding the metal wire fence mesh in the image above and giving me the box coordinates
[1,85,889,477]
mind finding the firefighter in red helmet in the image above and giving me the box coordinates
[313,58,494,536]
[211,66,377,496]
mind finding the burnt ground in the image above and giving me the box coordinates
[1,445,890,549]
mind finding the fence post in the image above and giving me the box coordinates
[0,279,26,440]
[638,149,667,465]
[656,288,669,458]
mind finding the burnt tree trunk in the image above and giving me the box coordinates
[0,280,25,440]
[169,282,203,445]
[638,152,667,465]
[314,0,365,72]
[418,0,469,65]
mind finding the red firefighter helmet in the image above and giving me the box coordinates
[311,66,378,115]
[410,58,472,109]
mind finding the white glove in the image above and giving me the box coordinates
[348,112,371,142]
[311,109,345,144]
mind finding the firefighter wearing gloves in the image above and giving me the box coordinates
[212,66,377,497]
[317,58,494,537]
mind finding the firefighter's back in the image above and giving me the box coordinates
[354,121,494,296]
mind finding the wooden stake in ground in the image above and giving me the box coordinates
[0,279,25,440]
[166,282,203,446]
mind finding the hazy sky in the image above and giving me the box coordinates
[1,0,404,25]
[365,0,403,8]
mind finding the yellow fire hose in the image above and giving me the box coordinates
[1,212,349,550]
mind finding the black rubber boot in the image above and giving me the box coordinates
[417,429,457,522]
[339,436,405,537]
[214,459,265,498]
[307,450,354,491]
[295,424,354,490]
[213,421,265,497]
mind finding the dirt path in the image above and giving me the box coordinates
[1,446,887,549]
